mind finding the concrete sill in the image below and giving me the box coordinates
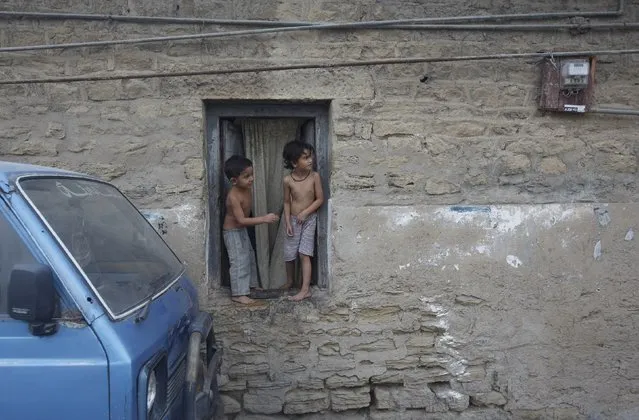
[204,286,329,312]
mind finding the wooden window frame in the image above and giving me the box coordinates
[204,100,331,291]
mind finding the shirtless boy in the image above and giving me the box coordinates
[282,141,324,301]
[223,155,279,305]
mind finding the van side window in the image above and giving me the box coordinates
[0,211,37,314]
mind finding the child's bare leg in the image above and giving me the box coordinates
[280,260,296,289]
[289,254,312,301]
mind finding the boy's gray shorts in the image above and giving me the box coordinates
[223,227,259,296]
[284,213,317,262]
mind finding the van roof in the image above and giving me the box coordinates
[0,160,91,188]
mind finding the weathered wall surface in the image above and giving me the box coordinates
[0,0,638,418]
[213,203,639,419]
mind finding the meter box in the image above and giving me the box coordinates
[539,56,595,113]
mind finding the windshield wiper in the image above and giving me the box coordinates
[134,273,171,323]
[134,297,152,323]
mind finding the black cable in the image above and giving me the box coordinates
[0,48,637,85]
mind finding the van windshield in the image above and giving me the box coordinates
[18,177,184,319]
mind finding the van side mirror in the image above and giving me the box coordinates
[8,264,58,336]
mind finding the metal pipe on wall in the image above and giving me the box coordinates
[590,107,639,116]
[0,0,625,27]
[2,8,625,26]
[380,23,639,31]
[0,48,637,85]
[1,22,637,54]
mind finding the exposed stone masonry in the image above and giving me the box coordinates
[209,294,510,419]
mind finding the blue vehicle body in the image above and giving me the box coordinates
[0,161,221,420]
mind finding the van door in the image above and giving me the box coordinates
[0,199,110,420]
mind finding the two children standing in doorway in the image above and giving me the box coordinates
[222,141,324,305]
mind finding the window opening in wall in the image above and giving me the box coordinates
[221,117,316,292]
[205,102,330,298]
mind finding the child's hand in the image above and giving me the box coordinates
[286,223,293,237]
[264,213,279,224]
[296,212,308,223]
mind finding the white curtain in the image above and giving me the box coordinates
[241,118,304,289]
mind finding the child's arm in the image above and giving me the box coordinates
[283,177,293,236]
[298,172,324,220]
[228,194,278,226]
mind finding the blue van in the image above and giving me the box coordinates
[0,161,222,420]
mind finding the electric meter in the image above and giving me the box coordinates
[560,60,590,90]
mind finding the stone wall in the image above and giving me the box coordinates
[212,203,639,420]
[0,1,638,418]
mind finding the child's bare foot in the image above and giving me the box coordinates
[288,289,312,302]
[279,282,293,290]
[232,295,258,305]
